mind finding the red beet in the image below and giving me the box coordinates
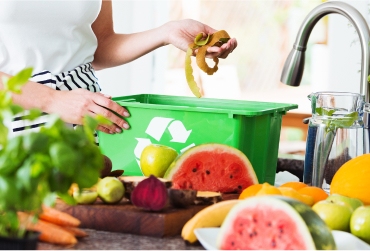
[130,175,168,211]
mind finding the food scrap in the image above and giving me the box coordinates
[185,30,231,98]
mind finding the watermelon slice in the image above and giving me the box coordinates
[163,143,258,193]
[217,196,336,250]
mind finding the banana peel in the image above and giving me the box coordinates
[185,30,231,98]
[181,199,239,244]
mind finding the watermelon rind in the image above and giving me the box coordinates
[163,143,258,193]
[217,196,336,250]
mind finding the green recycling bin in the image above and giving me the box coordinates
[98,94,297,184]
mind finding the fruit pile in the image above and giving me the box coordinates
[239,181,328,206]
[182,196,336,249]
[143,143,258,194]
[182,152,370,248]
[312,193,370,243]
[237,179,370,245]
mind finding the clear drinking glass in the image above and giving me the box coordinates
[303,92,365,193]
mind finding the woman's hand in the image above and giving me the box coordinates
[47,89,130,134]
[165,19,237,59]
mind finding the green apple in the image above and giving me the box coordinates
[97,177,125,204]
[326,194,364,212]
[350,206,370,244]
[73,189,98,204]
[140,144,178,178]
[312,200,352,231]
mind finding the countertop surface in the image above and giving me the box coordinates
[37,157,305,250]
[37,228,203,250]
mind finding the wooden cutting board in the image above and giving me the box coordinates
[55,198,211,237]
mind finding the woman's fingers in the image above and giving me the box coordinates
[86,111,117,134]
[205,38,237,58]
[90,95,130,132]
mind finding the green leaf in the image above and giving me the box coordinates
[43,193,58,207]
[0,137,25,175]
[22,132,49,153]
[9,104,24,116]
[47,170,70,193]
[23,109,42,121]
[0,123,8,147]
[49,142,79,176]
[16,159,33,191]
[57,192,76,206]
[5,68,33,93]
[0,91,11,107]
[315,107,335,116]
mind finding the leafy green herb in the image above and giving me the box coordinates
[315,107,358,133]
[0,69,108,238]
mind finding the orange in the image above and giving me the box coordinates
[278,187,314,206]
[239,184,263,199]
[298,186,328,204]
[279,181,308,191]
[256,183,281,196]
[330,154,370,205]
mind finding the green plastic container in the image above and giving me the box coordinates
[98,94,297,184]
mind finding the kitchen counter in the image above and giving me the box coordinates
[37,228,203,250]
[37,156,304,250]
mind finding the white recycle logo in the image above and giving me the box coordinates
[134,117,195,168]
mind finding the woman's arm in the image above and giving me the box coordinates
[0,71,129,134]
[92,0,237,70]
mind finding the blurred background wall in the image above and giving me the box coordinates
[96,0,370,115]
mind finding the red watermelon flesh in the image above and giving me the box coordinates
[163,144,258,193]
[217,196,336,250]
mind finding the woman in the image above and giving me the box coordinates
[0,0,237,137]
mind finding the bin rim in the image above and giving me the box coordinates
[113,94,298,116]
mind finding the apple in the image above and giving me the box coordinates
[140,144,178,178]
[97,177,125,204]
[326,193,364,212]
[350,206,370,244]
[312,200,352,231]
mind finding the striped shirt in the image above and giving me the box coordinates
[10,62,101,143]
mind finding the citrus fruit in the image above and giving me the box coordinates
[312,200,352,231]
[256,183,281,196]
[330,153,370,205]
[350,206,370,244]
[239,184,263,199]
[298,186,328,204]
[280,181,308,191]
[140,144,178,178]
[97,177,125,204]
[278,187,314,206]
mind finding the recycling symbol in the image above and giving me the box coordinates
[134,117,195,167]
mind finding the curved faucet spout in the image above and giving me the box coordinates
[280,1,370,102]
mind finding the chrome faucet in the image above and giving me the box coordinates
[280,1,370,103]
[281,1,370,188]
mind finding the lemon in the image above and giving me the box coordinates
[140,144,178,178]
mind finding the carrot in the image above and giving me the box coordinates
[40,205,80,227]
[62,226,88,238]
[18,212,77,245]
